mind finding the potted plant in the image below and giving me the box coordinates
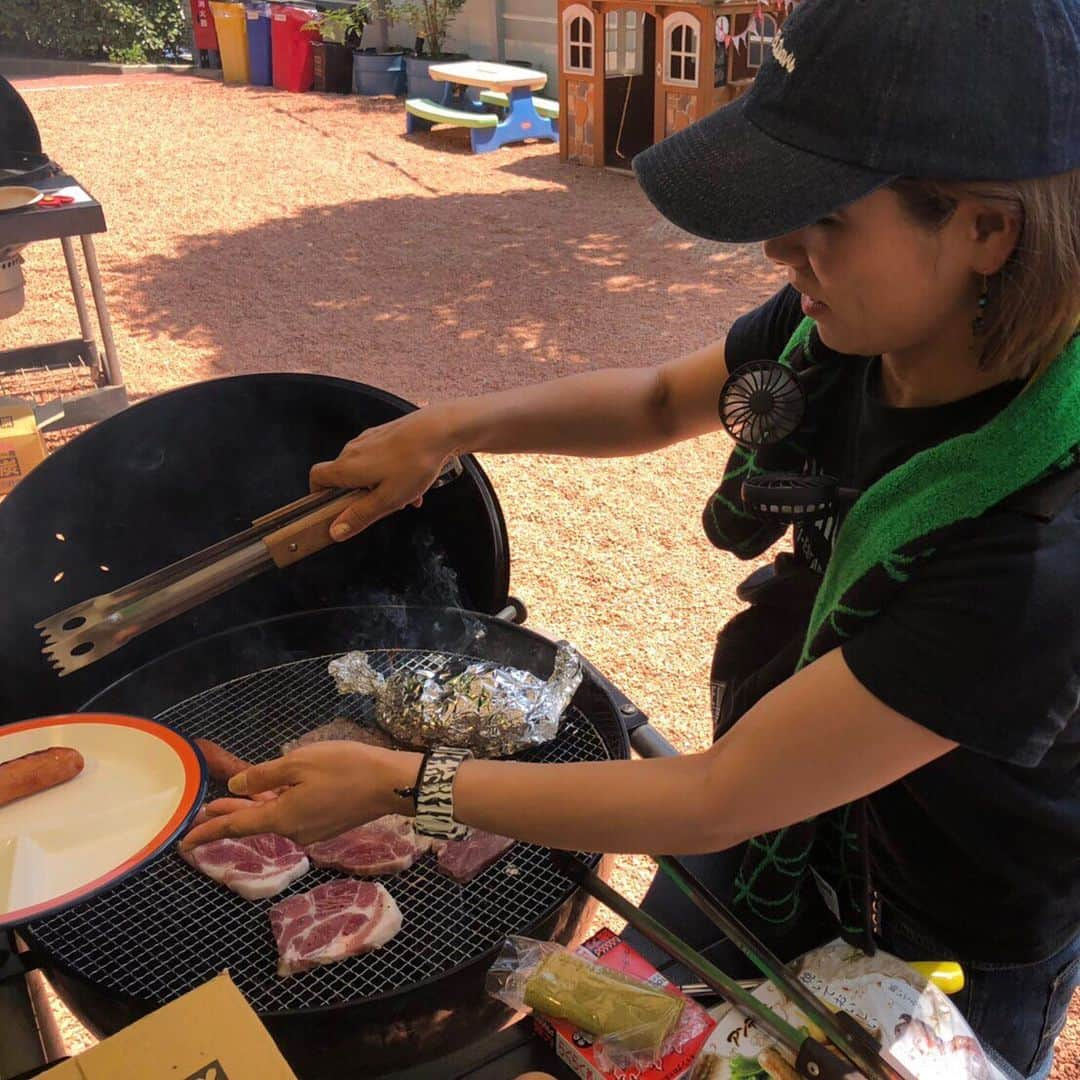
[306,5,368,93]
[388,0,469,103]
[351,0,411,96]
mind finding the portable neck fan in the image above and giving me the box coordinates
[740,473,862,525]
[718,360,863,524]
[718,360,809,448]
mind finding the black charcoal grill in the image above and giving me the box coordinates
[0,375,652,1078]
[0,75,56,187]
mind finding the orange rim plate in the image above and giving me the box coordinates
[0,713,205,927]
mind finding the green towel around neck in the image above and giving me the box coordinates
[800,331,1080,668]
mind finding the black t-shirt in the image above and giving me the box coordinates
[723,286,1080,962]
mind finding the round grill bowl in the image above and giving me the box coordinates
[21,606,629,1077]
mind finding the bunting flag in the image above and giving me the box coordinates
[719,0,802,53]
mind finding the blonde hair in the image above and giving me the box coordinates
[892,171,1080,379]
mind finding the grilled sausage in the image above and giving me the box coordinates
[0,746,84,808]
[195,738,253,783]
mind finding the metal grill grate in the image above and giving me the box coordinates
[27,650,612,1014]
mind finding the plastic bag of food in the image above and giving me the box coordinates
[487,935,708,1071]
[328,643,584,757]
[689,939,1008,1080]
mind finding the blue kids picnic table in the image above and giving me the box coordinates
[408,60,558,154]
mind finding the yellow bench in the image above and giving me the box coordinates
[405,97,499,130]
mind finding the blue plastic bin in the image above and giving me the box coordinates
[245,2,273,86]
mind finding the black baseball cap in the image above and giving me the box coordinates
[633,0,1080,243]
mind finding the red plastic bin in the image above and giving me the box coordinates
[271,6,320,92]
[190,0,219,51]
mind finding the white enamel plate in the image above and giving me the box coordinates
[0,713,205,927]
[0,186,43,212]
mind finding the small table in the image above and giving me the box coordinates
[0,172,127,429]
[428,61,557,153]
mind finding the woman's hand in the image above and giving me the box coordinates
[178,742,423,850]
[310,408,459,541]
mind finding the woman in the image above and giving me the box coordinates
[183,0,1080,1074]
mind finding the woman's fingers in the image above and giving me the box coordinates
[309,458,354,491]
[229,757,300,796]
[180,801,279,850]
[329,489,397,541]
[201,797,263,816]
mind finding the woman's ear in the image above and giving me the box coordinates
[970,202,1022,276]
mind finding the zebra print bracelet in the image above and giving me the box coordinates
[414,746,474,839]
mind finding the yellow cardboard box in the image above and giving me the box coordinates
[42,973,298,1080]
[0,396,46,497]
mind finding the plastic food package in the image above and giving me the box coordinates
[328,644,584,757]
[689,939,1008,1080]
[488,935,708,1070]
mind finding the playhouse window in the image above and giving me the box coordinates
[747,14,777,71]
[564,6,595,74]
[605,10,643,77]
[665,14,700,86]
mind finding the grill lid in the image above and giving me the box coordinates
[0,375,511,723]
[0,75,41,154]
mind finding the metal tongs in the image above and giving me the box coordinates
[553,852,919,1080]
[37,458,465,677]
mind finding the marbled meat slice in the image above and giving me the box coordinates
[306,814,431,876]
[281,717,398,756]
[181,833,310,900]
[432,829,515,883]
[269,880,402,977]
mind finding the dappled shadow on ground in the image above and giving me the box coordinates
[113,181,777,403]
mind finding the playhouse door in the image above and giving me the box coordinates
[602,9,656,168]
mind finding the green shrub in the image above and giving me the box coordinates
[0,0,189,63]
[304,3,372,48]
[387,0,467,58]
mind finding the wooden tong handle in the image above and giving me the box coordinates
[251,487,344,529]
[263,492,365,568]
[258,457,464,569]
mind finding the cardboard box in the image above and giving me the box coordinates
[532,929,716,1080]
[0,397,46,497]
[43,973,297,1080]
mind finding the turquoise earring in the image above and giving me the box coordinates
[973,274,991,336]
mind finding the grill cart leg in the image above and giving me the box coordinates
[60,236,100,375]
[79,235,122,387]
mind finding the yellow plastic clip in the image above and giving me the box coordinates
[909,961,965,995]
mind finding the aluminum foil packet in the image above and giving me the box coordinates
[328,643,584,757]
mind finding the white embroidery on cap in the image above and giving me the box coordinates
[772,32,796,74]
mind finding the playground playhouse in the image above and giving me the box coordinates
[558,0,795,168]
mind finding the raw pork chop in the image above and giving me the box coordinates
[281,717,397,756]
[306,815,430,876]
[432,829,515,883]
[181,833,310,900]
[269,880,402,977]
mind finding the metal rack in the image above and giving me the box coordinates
[0,171,127,431]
